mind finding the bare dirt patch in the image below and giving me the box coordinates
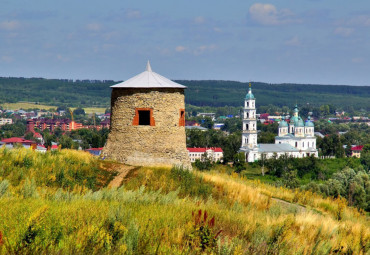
[108,164,136,188]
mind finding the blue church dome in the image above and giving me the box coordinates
[305,116,314,127]
[245,88,255,99]
[290,116,298,125]
[293,104,299,113]
[305,121,314,127]
[279,120,288,127]
[296,118,305,127]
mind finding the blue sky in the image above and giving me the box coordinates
[1,0,370,85]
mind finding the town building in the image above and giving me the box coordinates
[185,126,208,131]
[351,145,364,158]
[102,61,191,168]
[26,119,83,132]
[86,147,103,156]
[213,123,225,130]
[0,118,13,126]
[197,113,216,121]
[240,84,318,162]
[1,137,34,146]
[187,147,223,163]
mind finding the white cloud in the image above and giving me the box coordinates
[86,23,102,32]
[249,3,299,25]
[174,45,216,55]
[334,27,354,37]
[348,15,370,27]
[175,46,187,52]
[213,27,222,32]
[56,54,69,62]
[194,16,205,24]
[1,56,13,62]
[285,36,300,46]
[0,20,20,30]
[125,10,141,19]
[193,44,216,55]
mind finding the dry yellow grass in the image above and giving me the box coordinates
[200,171,365,221]
[199,171,370,254]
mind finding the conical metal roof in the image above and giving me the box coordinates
[111,61,187,89]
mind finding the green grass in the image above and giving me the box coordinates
[0,149,369,254]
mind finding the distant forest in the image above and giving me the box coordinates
[0,77,369,110]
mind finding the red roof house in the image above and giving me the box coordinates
[1,137,34,145]
[351,145,363,158]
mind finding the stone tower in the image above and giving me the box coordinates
[102,61,191,168]
[241,83,257,149]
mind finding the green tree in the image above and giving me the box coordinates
[42,129,56,147]
[24,132,35,141]
[59,135,73,149]
[362,144,370,154]
[194,153,212,171]
[233,152,246,173]
[200,117,214,129]
[282,170,299,189]
[73,107,85,116]
[221,118,242,133]
[360,152,370,171]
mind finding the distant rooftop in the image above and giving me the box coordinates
[185,126,208,131]
[258,143,298,153]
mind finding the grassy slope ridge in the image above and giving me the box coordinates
[0,77,370,109]
[0,149,369,254]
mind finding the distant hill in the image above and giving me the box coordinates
[180,80,370,110]
[0,77,114,108]
[0,77,369,110]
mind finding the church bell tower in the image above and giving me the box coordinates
[241,83,257,149]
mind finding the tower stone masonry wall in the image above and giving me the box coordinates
[102,88,191,168]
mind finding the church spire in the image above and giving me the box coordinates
[246,82,255,99]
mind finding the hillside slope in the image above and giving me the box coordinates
[0,149,368,254]
[0,77,370,110]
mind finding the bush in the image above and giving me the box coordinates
[187,210,222,252]
[281,170,299,189]
[0,180,9,197]
[170,166,212,199]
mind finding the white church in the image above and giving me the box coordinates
[239,85,318,162]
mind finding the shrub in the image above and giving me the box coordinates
[170,166,212,199]
[23,178,39,199]
[0,180,10,197]
[281,170,299,189]
[187,210,222,252]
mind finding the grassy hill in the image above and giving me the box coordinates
[0,77,370,110]
[0,148,369,254]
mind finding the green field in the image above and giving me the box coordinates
[1,102,57,111]
[1,102,106,114]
